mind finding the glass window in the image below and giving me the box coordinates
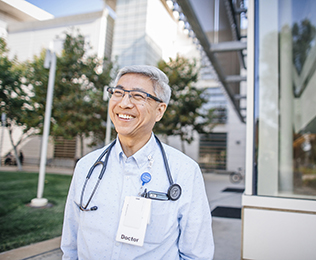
[54,137,76,159]
[203,87,227,124]
[255,0,316,199]
[199,133,227,171]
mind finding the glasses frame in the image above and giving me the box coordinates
[107,86,163,103]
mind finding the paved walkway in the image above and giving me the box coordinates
[0,165,73,175]
[204,173,244,260]
[0,238,62,260]
[0,168,244,260]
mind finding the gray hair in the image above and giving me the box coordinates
[114,65,171,105]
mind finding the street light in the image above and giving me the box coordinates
[0,113,6,167]
[30,47,57,207]
[103,85,112,145]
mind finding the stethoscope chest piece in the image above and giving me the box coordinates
[168,183,182,201]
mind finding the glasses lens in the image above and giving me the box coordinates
[130,91,147,102]
[111,88,124,99]
[109,88,150,103]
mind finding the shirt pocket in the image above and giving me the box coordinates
[144,200,175,244]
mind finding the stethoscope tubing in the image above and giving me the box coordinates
[79,140,116,210]
[77,135,181,211]
[154,136,174,185]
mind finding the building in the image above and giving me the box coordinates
[1,0,246,175]
[0,0,54,37]
[241,0,316,259]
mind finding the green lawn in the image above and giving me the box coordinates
[0,171,72,252]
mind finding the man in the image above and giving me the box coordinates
[61,65,214,259]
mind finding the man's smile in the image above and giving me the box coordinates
[118,113,135,119]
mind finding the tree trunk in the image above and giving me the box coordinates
[180,135,186,154]
[13,146,22,171]
[8,129,22,171]
[80,134,84,158]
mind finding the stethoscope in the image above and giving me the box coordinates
[75,135,182,211]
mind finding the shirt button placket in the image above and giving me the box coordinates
[111,242,122,260]
[122,158,135,198]
[113,157,137,260]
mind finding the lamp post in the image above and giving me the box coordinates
[30,48,56,207]
[103,85,112,145]
[0,113,6,167]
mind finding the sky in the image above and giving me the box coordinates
[25,0,105,17]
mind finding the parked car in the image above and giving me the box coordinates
[4,153,17,166]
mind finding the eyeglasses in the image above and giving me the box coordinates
[107,87,163,103]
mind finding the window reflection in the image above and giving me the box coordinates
[292,14,316,196]
[293,133,316,196]
[256,0,316,198]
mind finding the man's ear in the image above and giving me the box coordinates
[155,103,167,122]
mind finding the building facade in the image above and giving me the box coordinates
[242,0,316,259]
[0,0,54,37]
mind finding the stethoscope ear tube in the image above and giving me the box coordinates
[154,135,173,185]
[154,135,181,201]
[78,140,117,211]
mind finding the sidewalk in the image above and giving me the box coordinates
[0,237,62,260]
[0,172,244,260]
[0,165,73,175]
[204,173,244,260]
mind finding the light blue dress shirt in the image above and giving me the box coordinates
[61,133,214,260]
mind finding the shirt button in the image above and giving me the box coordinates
[115,242,120,246]
[125,176,129,180]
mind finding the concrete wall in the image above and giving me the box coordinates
[242,195,316,260]
[6,10,111,61]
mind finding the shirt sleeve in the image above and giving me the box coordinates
[60,168,80,260]
[178,165,215,260]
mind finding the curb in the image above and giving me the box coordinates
[0,237,61,260]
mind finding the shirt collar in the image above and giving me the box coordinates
[113,133,156,168]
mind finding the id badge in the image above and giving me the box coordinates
[116,196,151,247]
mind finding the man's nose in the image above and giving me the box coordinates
[119,92,133,107]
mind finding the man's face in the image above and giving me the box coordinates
[109,73,167,140]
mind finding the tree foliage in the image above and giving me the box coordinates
[155,55,215,153]
[292,19,316,74]
[26,31,115,157]
[0,37,38,170]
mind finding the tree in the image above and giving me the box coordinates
[0,37,39,170]
[26,31,115,158]
[155,55,215,153]
[292,19,316,74]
